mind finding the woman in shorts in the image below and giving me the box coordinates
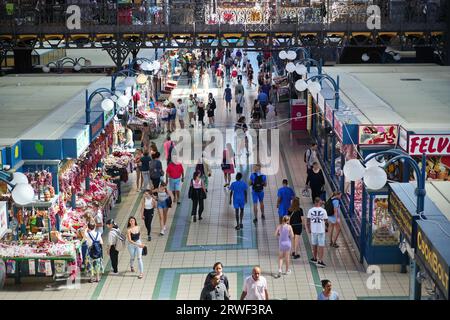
[288,197,304,259]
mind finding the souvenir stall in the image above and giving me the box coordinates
[388,182,449,299]
[0,197,81,284]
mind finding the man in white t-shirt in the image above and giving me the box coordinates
[176,98,186,129]
[307,197,328,268]
[240,266,269,300]
[305,143,319,172]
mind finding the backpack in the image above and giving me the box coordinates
[252,174,265,192]
[325,197,335,217]
[112,228,126,252]
[304,148,312,163]
[88,232,103,259]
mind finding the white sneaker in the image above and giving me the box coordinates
[163,226,166,232]
[160,229,165,235]
[284,269,292,275]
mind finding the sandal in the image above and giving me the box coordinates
[138,274,143,279]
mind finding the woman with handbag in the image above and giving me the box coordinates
[189,171,207,222]
[305,162,325,203]
[222,143,235,188]
[153,182,173,236]
[195,157,212,192]
[126,216,145,279]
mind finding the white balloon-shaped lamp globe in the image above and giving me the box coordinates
[73,64,82,71]
[295,64,307,75]
[295,80,308,92]
[12,183,35,206]
[279,51,287,60]
[361,53,370,62]
[11,172,29,185]
[42,66,50,73]
[140,62,150,71]
[365,154,386,168]
[152,61,161,71]
[101,98,114,112]
[117,95,130,108]
[308,81,322,94]
[287,50,297,60]
[363,166,387,190]
[285,62,296,73]
[343,159,366,181]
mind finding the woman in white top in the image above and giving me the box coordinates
[84,222,104,283]
[188,171,207,223]
[127,216,145,279]
[141,190,157,241]
[176,98,186,129]
[153,182,173,236]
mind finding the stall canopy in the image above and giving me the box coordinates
[388,183,448,245]
[415,220,450,300]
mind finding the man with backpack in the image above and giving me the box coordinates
[325,191,342,248]
[106,219,125,275]
[249,164,267,223]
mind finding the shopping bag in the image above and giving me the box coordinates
[302,188,310,198]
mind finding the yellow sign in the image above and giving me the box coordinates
[417,230,450,299]
[389,191,413,243]
[14,145,19,159]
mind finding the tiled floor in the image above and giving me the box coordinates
[0,54,410,300]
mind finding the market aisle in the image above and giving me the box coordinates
[0,52,410,300]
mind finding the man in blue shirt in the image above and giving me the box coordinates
[230,172,248,230]
[257,90,269,119]
[277,179,295,224]
[249,164,267,223]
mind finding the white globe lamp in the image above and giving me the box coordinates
[308,81,322,94]
[11,172,29,185]
[365,154,386,168]
[363,166,388,190]
[73,64,82,71]
[343,159,366,181]
[295,80,308,92]
[124,76,136,87]
[287,50,297,60]
[361,53,370,62]
[42,66,50,73]
[12,183,35,206]
[101,99,115,112]
[279,50,287,60]
[295,63,307,75]
[285,62,296,73]
[117,94,130,108]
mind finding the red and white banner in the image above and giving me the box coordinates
[409,134,450,156]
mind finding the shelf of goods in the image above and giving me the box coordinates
[127,107,161,139]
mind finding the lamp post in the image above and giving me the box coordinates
[110,69,138,93]
[85,88,131,191]
[42,57,91,73]
[0,171,36,238]
[295,73,340,176]
[343,149,426,300]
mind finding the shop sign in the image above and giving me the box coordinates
[90,114,104,141]
[388,190,414,244]
[325,103,334,125]
[103,108,115,126]
[318,93,325,112]
[358,125,398,145]
[398,126,408,151]
[0,202,7,239]
[334,113,343,141]
[408,134,450,156]
[416,224,450,300]
[76,126,90,158]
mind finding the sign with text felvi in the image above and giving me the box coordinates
[408,134,450,156]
